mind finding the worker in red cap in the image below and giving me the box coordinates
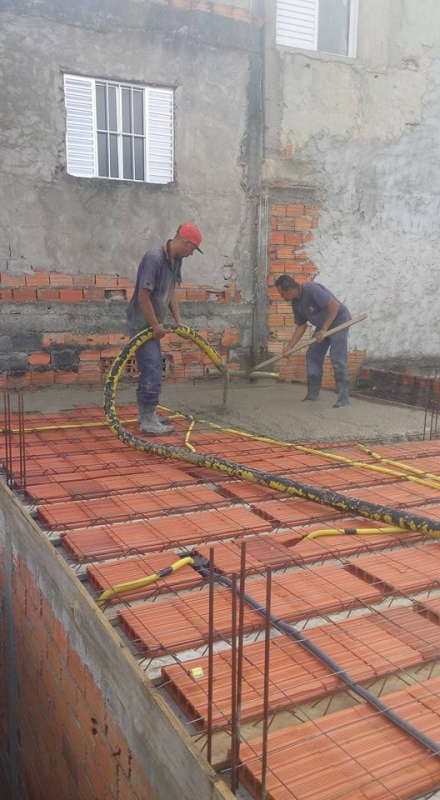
[127,223,203,435]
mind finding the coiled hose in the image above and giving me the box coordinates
[104,324,440,536]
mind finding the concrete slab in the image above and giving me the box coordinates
[1,380,426,443]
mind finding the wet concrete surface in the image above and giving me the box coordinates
[1,378,427,443]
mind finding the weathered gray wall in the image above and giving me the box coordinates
[0,0,260,300]
[263,0,440,363]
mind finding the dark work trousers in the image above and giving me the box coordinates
[134,337,163,408]
[306,311,351,381]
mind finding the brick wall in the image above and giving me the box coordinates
[10,558,157,800]
[358,366,440,405]
[267,202,366,387]
[0,524,11,799]
[148,0,253,23]
[0,484,232,800]
[0,271,243,390]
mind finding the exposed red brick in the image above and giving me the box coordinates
[232,7,252,21]
[271,204,287,216]
[25,271,49,286]
[191,0,211,11]
[28,352,51,367]
[49,273,74,287]
[285,232,304,245]
[221,327,240,348]
[12,288,37,301]
[30,370,55,385]
[37,288,61,301]
[286,203,305,216]
[212,3,233,17]
[79,349,101,362]
[59,289,84,302]
[73,274,96,287]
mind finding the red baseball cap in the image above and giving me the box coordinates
[178,223,203,253]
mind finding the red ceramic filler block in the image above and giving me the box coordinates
[251,497,343,526]
[197,536,302,573]
[26,465,199,504]
[240,675,440,800]
[344,482,440,506]
[61,506,273,562]
[347,543,440,594]
[38,484,228,529]
[118,587,264,656]
[87,552,202,603]
[162,608,436,730]
[118,564,382,655]
[287,529,424,565]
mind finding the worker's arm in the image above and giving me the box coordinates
[283,323,307,356]
[315,299,340,343]
[168,290,183,325]
[137,288,166,340]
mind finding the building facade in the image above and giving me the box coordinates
[0,0,438,389]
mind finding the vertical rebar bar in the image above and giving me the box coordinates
[17,391,26,492]
[207,547,215,765]
[3,392,12,488]
[429,379,435,440]
[230,573,238,794]
[234,541,246,787]
[261,567,272,800]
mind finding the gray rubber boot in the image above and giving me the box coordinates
[137,400,171,425]
[139,406,175,435]
[302,375,321,401]
[333,380,351,408]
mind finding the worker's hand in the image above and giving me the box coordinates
[283,342,294,357]
[315,329,327,343]
[152,325,167,340]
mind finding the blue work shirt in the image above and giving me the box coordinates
[127,242,182,333]
[292,282,350,329]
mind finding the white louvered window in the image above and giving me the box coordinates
[276,0,358,58]
[64,75,174,184]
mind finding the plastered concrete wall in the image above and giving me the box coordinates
[263,0,440,363]
[0,0,260,300]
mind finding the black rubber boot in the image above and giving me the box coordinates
[302,376,321,401]
[333,380,351,408]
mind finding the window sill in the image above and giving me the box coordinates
[64,173,177,189]
[276,44,358,65]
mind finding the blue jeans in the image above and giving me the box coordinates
[306,312,350,381]
[134,337,163,408]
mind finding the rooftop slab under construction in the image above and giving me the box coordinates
[2,379,427,443]
[1,381,439,800]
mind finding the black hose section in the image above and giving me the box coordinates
[104,324,440,535]
[105,325,440,754]
[204,568,440,758]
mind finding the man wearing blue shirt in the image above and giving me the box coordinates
[275,275,351,408]
[127,223,203,434]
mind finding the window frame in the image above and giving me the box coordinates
[276,0,359,59]
[64,73,174,184]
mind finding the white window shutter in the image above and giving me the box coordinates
[147,88,174,184]
[276,0,318,51]
[64,75,96,177]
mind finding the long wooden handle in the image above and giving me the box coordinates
[247,313,368,375]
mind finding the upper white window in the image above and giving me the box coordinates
[64,75,174,184]
[276,0,358,58]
